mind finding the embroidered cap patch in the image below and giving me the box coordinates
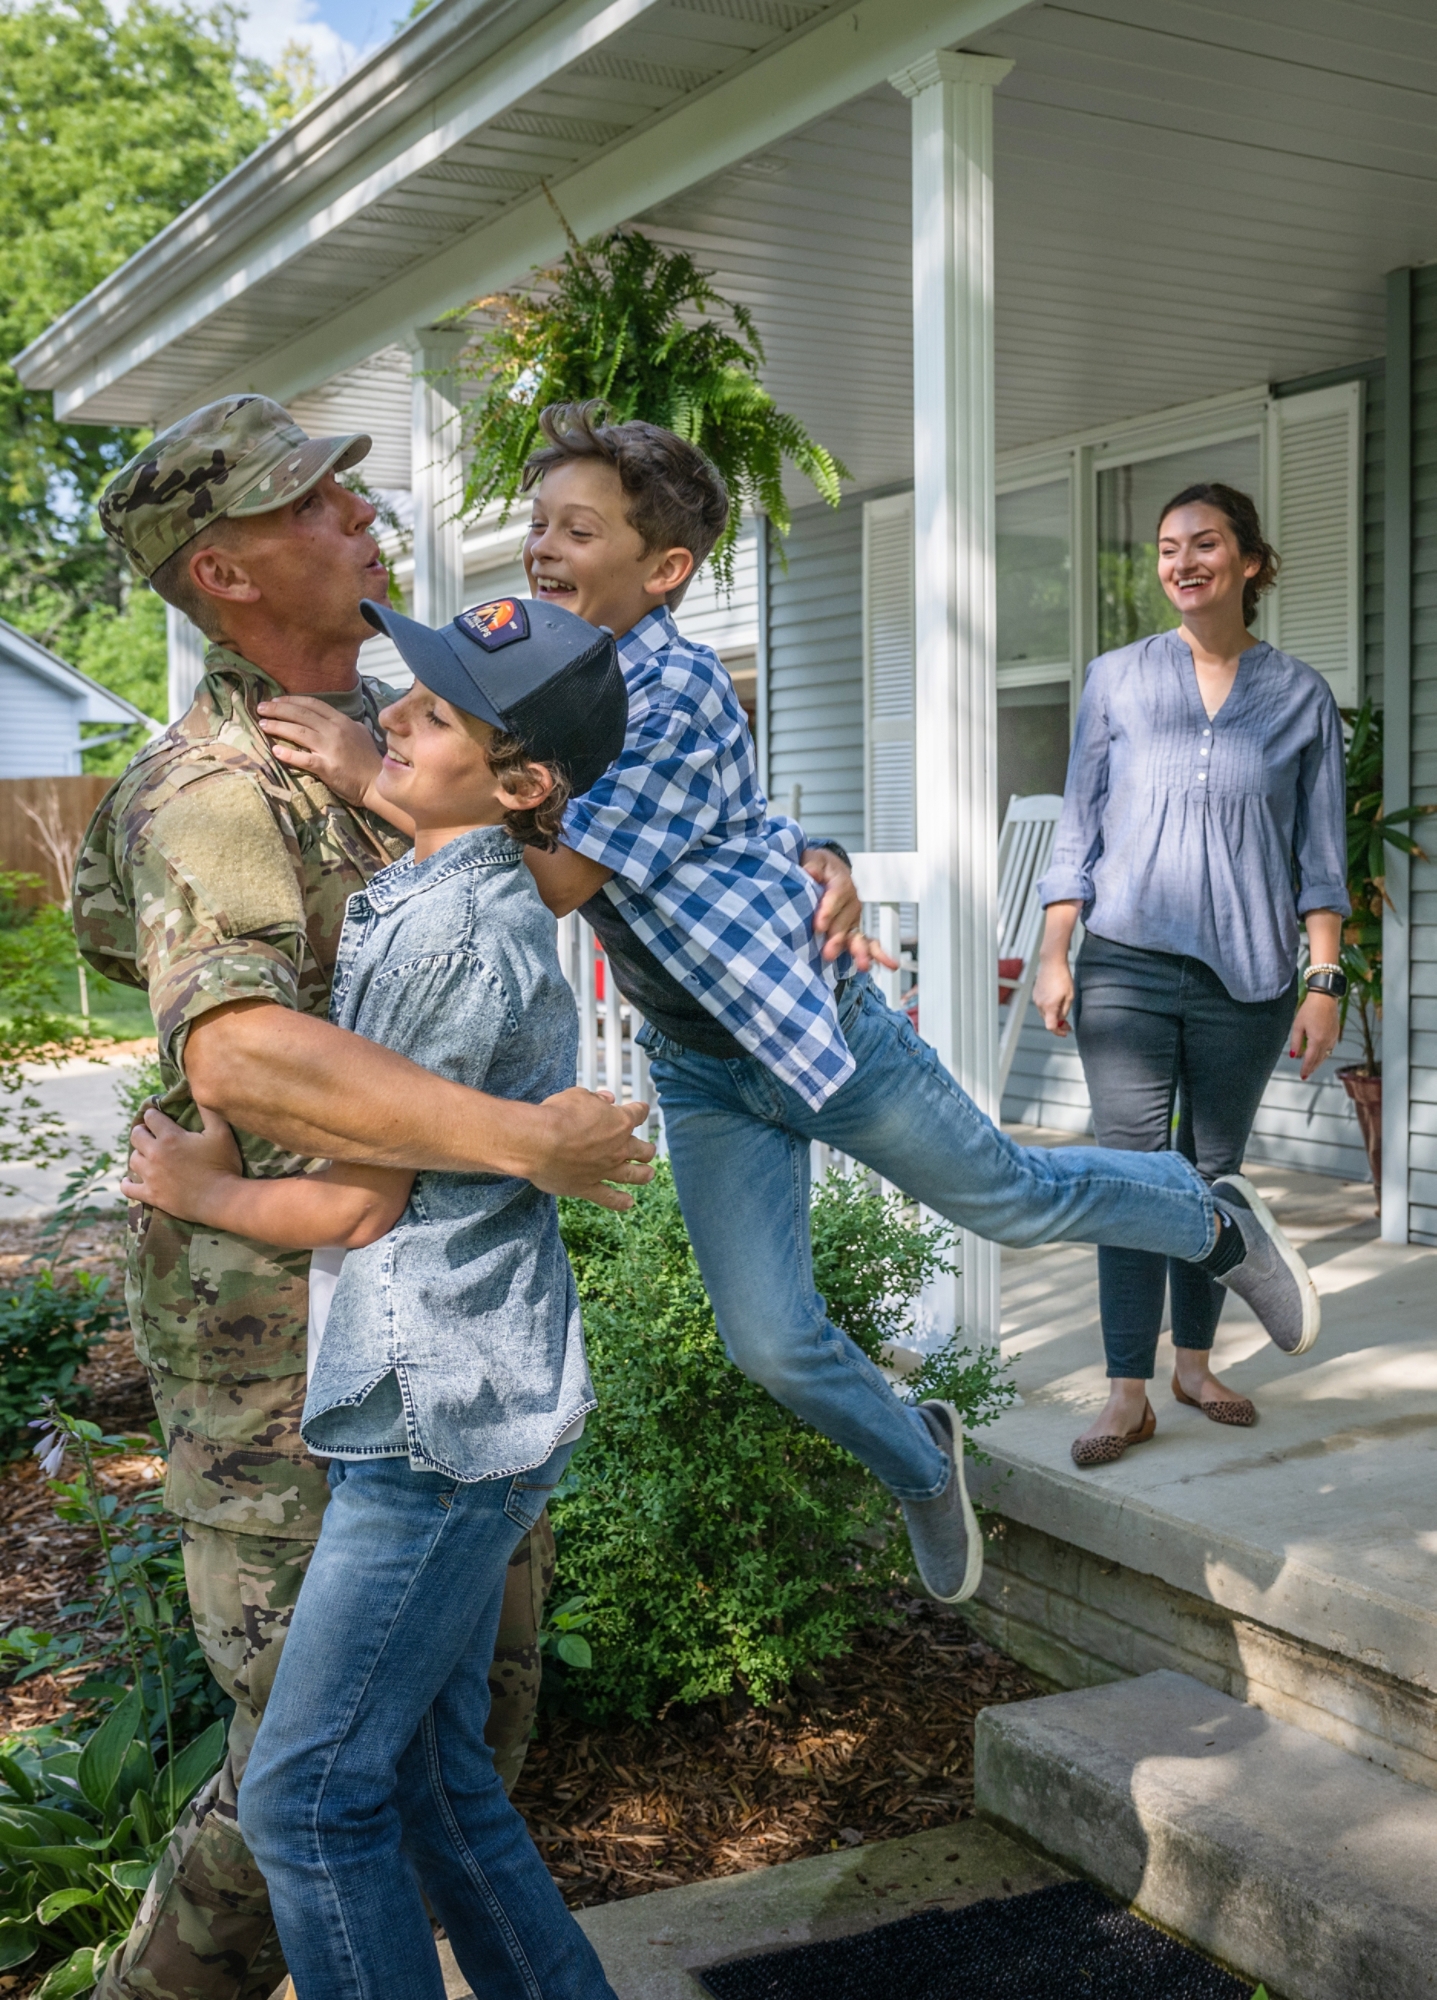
[456,597,528,649]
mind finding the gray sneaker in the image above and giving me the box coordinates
[900,1401,982,1604]
[1210,1174,1320,1355]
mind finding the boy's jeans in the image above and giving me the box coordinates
[641,975,1218,1504]
[238,1443,612,2000]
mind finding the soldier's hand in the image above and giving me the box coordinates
[258,697,387,811]
[122,1105,244,1220]
[526,1089,656,1210]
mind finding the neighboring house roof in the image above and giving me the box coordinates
[0,616,162,733]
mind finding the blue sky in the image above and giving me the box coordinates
[237,0,398,83]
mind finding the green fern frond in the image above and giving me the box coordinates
[450,226,848,593]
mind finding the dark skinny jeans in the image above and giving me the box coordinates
[1073,932,1297,1380]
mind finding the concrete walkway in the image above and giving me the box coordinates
[976,1146,1437,1707]
[0,1046,152,1218]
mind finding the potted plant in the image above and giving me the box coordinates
[1334,700,1434,1197]
[449,211,847,586]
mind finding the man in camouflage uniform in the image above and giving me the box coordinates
[76,397,654,2000]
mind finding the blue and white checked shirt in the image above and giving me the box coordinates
[561,607,855,1109]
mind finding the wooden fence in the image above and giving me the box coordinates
[0,777,112,907]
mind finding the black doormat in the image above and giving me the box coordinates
[695,1880,1254,1999]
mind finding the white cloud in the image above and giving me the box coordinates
[233,0,389,89]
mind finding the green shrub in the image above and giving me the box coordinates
[0,1275,118,1457]
[553,1165,1014,1720]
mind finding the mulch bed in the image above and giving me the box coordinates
[514,1603,1042,1907]
[0,1214,161,1739]
[0,1213,1046,1910]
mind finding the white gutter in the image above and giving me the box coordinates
[11,0,583,391]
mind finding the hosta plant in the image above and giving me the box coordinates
[0,1695,224,1995]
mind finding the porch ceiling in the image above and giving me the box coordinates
[19,0,1437,483]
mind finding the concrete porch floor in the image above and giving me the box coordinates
[970,1142,1437,1759]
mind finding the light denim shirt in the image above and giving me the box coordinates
[301,826,593,1481]
[1038,632,1350,1003]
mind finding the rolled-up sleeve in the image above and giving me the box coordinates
[132,772,308,1069]
[1038,665,1110,907]
[1293,687,1351,917]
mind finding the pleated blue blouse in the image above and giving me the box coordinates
[1037,631,1350,1003]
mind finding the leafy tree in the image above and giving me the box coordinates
[456,224,847,587]
[0,0,303,699]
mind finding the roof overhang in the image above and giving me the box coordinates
[16,0,1029,427]
[0,619,162,730]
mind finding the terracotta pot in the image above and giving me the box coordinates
[1338,1066,1382,1201]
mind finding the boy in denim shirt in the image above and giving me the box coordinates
[261,404,1319,1617]
[123,599,627,2000]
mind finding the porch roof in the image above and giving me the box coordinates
[16,1,1437,485]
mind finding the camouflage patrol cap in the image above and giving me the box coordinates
[99,395,372,579]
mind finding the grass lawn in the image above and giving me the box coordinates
[56,960,155,1046]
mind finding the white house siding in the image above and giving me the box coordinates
[678,521,760,668]
[764,492,876,850]
[0,659,82,776]
[1407,272,1437,1243]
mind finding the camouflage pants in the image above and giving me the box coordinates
[94,1511,554,2000]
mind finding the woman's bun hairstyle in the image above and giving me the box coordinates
[1157,482,1279,627]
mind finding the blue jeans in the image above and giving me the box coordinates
[1074,931,1296,1379]
[238,1444,611,2000]
[641,976,1218,1503]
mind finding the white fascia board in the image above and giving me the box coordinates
[0,617,160,729]
[62,0,1028,422]
[14,0,577,393]
[44,0,665,417]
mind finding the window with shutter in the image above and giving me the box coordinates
[862,492,916,851]
[1268,380,1362,707]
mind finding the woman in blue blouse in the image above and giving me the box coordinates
[1034,483,1349,1465]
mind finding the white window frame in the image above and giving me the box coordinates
[997,386,1277,734]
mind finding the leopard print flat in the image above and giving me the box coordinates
[1173,1379,1257,1427]
[1071,1399,1156,1467]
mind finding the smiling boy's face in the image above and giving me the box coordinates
[374,684,550,853]
[522,458,693,639]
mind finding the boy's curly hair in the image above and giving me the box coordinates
[522,400,730,607]
[486,729,571,851]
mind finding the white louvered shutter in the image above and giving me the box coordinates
[863,492,916,850]
[1268,381,1362,707]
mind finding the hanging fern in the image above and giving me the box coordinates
[451,223,847,588]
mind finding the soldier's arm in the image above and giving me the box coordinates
[185,999,652,1207]
[123,1105,412,1248]
[131,769,653,1210]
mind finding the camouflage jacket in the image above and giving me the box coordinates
[73,650,410,1540]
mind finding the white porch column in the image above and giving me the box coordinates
[408,327,468,625]
[891,49,1012,1347]
[166,603,208,721]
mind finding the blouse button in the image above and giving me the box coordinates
[1200,748,1208,756]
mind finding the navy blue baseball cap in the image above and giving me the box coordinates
[361,594,627,797]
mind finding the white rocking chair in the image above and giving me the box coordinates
[996,793,1065,1096]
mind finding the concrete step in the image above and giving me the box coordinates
[975,1668,1437,2000]
[438,1820,1064,1998]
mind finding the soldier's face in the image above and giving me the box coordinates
[192,473,389,663]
